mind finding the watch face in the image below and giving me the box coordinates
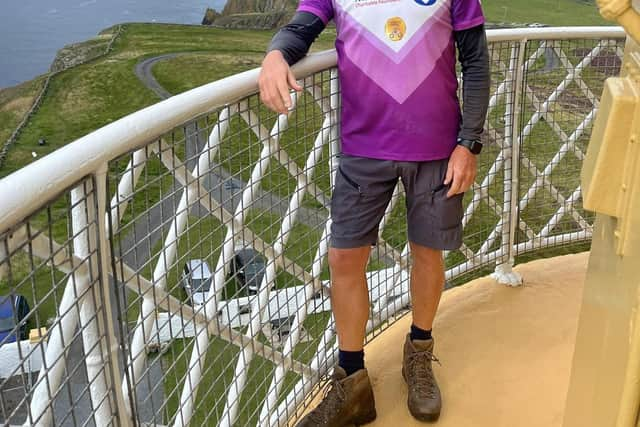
[471,141,482,154]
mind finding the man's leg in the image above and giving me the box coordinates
[409,243,445,333]
[328,246,372,352]
[401,158,464,422]
[296,247,378,427]
[296,156,396,427]
[402,243,447,423]
[402,242,445,421]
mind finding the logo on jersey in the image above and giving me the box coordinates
[414,0,436,5]
[385,17,406,41]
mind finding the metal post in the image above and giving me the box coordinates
[493,40,526,286]
[258,69,342,425]
[73,178,116,427]
[329,68,341,187]
[0,241,7,281]
[176,103,284,427]
[109,148,148,233]
[28,180,113,427]
[96,163,134,426]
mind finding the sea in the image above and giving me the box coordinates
[0,0,227,89]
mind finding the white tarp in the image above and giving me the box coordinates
[0,339,46,379]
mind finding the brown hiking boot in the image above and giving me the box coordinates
[402,334,442,422]
[296,366,377,427]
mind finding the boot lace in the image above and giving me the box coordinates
[307,376,347,424]
[407,350,441,399]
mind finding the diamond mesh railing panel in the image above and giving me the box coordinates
[0,178,121,426]
[108,69,340,427]
[515,38,625,256]
[0,29,626,427]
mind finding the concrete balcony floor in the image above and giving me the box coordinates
[304,252,589,426]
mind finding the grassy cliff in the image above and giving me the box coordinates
[0,24,334,178]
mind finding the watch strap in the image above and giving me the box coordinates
[457,137,483,154]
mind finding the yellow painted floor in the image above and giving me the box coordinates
[300,252,590,427]
[364,252,589,427]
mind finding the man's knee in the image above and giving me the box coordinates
[409,242,443,264]
[328,246,370,277]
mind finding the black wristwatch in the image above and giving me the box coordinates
[457,137,483,155]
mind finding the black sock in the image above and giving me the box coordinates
[338,349,365,376]
[410,324,432,341]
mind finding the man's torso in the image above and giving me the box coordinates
[297,0,484,161]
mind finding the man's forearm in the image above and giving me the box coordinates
[455,25,491,142]
[267,12,327,66]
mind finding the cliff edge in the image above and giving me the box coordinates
[205,0,298,30]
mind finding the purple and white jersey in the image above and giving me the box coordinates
[298,0,484,161]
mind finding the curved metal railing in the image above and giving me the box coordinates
[0,27,626,427]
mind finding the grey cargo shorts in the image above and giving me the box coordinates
[330,154,464,251]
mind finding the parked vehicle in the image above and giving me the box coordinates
[0,295,30,344]
[229,248,267,296]
[181,260,213,305]
[269,316,295,341]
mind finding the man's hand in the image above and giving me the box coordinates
[444,145,477,198]
[258,50,303,114]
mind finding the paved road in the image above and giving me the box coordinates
[134,53,188,100]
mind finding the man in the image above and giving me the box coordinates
[258,0,490,423]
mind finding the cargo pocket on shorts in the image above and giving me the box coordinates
[338,165,366,197]
[428,184,464,230]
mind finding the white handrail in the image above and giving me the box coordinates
[487,26,625,41]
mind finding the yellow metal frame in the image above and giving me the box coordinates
[598,0,640,43]
[564,6,640,426]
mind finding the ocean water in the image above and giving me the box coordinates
[0,0,226,89]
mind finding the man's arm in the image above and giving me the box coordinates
[445,24,490,197]
[259,12,327,113]
[267,12,327,66]
[454,24,491,142]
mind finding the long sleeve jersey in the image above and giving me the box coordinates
[268,0,490,161]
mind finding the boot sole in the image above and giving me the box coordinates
[409,412,440,423]
[402,366,441,423]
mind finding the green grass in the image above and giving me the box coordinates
[0,77,46,145]
[152,28,336,95]
[482,0,605,26]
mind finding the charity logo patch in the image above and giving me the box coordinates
[385,17,406,41]
[414,0,436,5]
